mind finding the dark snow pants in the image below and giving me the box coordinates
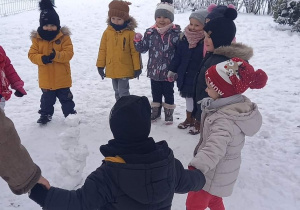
[39,88,75,117]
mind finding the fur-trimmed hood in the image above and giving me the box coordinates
[214,43,253,61]
[30,26,71,40]
[106,16,137,31]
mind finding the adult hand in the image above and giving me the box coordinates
[97,67,105,80]
[37,176,50,190]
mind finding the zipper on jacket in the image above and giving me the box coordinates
[123,37,126,51]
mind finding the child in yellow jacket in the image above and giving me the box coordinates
[96,0,142,101]
[28,0,76,125]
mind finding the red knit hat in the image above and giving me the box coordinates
[205,57,268,98]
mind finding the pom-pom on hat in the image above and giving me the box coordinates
[205,57,268,98]
[109,95,151,140]
[203,8,237,49]
[39,0,60,28]
[189,9,209,25]
[155,0,174,22]
[108,0,132,21]
[207,3,236,20]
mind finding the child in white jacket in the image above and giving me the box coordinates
[186,57,268,210]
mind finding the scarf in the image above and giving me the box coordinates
[37,26,60,41]
[110,21,129,31]
[199,94,245,112]
[184,26,204,48]
[156,23,173,35]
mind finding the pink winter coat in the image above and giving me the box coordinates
[190,95,262,197]
[0,46,24,100]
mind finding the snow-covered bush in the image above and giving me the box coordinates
[273,0,300,32]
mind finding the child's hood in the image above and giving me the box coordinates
[30,26,71,40]
[208,96,262,136]
[213,43,254,61]
[106,16,137,31]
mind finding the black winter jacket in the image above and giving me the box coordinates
[192,43,254,121]
[32,141,205,210]
[169,35,204,98]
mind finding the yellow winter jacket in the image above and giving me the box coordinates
[96,17,141,79]
[28,27,74,90]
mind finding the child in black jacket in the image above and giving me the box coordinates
[29,95,206,210]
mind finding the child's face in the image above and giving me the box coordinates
[204,31,215,52]
[205,79,220,100]
[111,16,125,25]
[188,18,204,32]
[155,16,171,28]
[43,24,58,31]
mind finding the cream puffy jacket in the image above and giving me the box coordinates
[190,95,262,197]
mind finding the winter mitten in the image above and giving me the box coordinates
[49,49,56,60]
[97,67,105,80]
[41,55,52,64]
[134,33,143,42]
[134,69,142,79]
[14,88,27,97]
[167,71,177,82]
[28,183,49,207]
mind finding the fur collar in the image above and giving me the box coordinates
[106,16,137,31]
[30,26,71,40]
[213,43,253,61]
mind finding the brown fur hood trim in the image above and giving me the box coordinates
[30,26,72,40]
[106,16,137,30]
[214,43,253,61]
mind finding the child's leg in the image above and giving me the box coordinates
[178,97,194,129]
[186,190,211,210]
[117,78,130,98]
[208,195,225,210]
[112,79,120,101]
[186,97,194,112]
[162,81,175,124]
[0,97,5,111]
[39,89,56,116]
[162,81,174,105]
[56,88,76,117]
[150,79,163,103]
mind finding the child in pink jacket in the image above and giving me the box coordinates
[0,46,27,110]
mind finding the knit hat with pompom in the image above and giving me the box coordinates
[39,0,60,28]
[155,0,174,22]
[205,57,268,98]
[203,7,237,49]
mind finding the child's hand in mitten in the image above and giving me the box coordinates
[97,67,105,80]
[134,33,143,42]
[167,71,177,82]
[134,69,142,79]
[14,88,27,97]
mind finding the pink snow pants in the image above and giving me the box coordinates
[186,190,225,210]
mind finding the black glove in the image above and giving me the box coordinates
[41,55,52,64]
[41,49,56,65]
[134,69,142,79]
[28,183,49,207]
[97,67,105,80]
[14,90,24,97]
[49,49,56,60]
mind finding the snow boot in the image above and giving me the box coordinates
[37,114,52,125]
[178,111,194,129]
[151,102,162,121]
[189,119,200,135]
[163,103,176,125]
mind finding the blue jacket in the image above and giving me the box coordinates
[169,35,204,98]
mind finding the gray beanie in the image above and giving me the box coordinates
[189,9,209,25]
[155,2,174,22]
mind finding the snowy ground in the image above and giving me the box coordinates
[0,0,299,209]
